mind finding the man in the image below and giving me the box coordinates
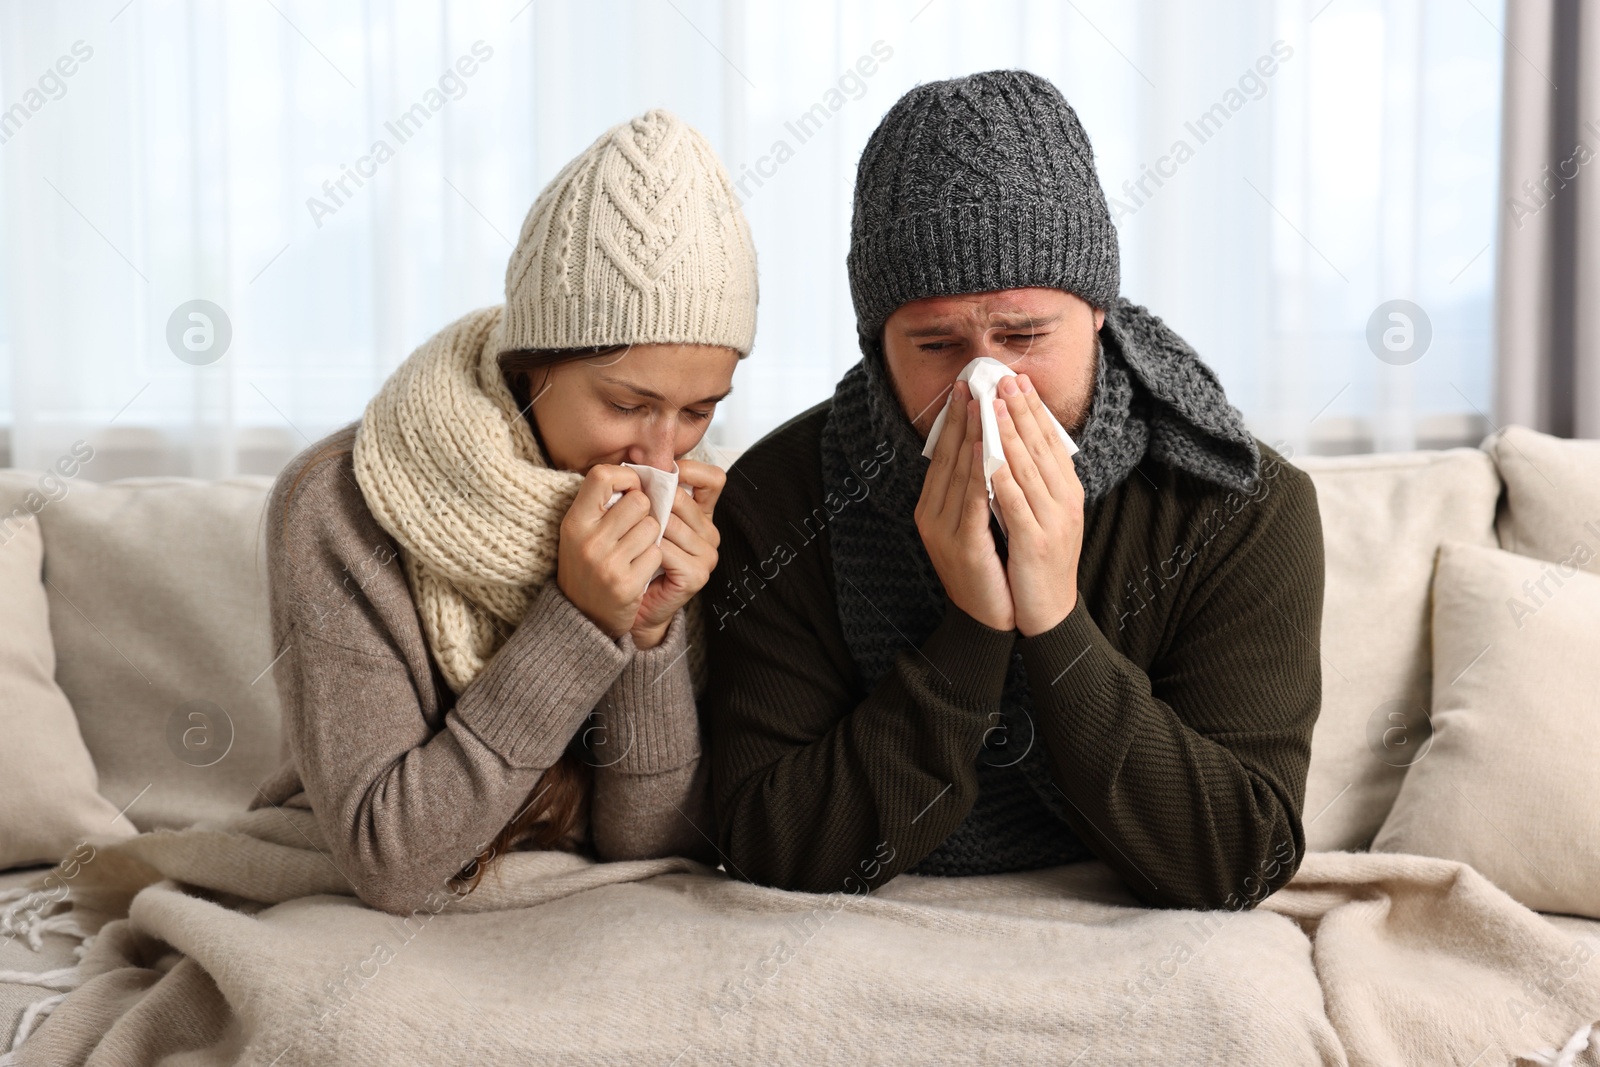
[704,70,1323,911]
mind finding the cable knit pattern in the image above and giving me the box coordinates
[349,107,757,698]
[499,108,758,356]
[829,69,1266,875]
[847,69,1120,356]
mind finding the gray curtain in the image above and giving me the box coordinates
[1496,0,1600,438]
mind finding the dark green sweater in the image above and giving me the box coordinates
[705,401,1323,910]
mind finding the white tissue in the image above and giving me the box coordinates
[604,462,679,544]
[920,356,1079,535]
[603,462,684,580]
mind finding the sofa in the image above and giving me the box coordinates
[2,424,1599,1065]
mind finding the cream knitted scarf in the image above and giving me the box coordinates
[352,303,706,696]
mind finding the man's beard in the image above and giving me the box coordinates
[1053,335,1099,438]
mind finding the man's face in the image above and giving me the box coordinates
[880,287,1105,439]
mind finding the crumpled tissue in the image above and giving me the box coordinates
[920,356,1079,535]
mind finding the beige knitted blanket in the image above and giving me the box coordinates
[2,805,1598,1066]
[351,303,708,695]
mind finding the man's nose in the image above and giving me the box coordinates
[976,329,1012,362]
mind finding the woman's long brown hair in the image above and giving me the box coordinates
[280,343,629,898]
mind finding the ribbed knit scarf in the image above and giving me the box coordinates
[352,304,706,697]
[819,297,1261,876]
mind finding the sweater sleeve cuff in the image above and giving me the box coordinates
[1017,593,1129,742]
[597,606,700,775]
[918,601,1017,713]
[453,580,632,768]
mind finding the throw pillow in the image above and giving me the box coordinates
[1372,539,1600,919]
[0,479,137,868]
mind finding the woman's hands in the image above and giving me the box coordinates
[913,374,1085,637]
[630,459,724,649]
[558,465,663,640]
[557,460,725,650]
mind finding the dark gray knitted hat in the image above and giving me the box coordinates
[847,69,1120,355]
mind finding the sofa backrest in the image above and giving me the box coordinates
[1293,448,1501,852]
[0,470,283,832]
[1,433,1583,849]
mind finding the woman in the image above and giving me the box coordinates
[253,108,758,916]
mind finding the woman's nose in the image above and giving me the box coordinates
[628,421,678,470]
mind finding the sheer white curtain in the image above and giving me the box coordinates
[0,0,1503,479]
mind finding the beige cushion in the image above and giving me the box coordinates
[0,473,285,832]
[1372,540,1600,919]
[1483,424,1600,575]
[1294,449,1500,852]
[0,475,136,869]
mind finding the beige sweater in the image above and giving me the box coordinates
[252,421,716,915]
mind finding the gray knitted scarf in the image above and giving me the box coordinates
[818,297,1261,876]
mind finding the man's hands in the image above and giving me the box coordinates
[557,460,724,651]
[915,379,1016,630]
[913,374,1084,637]
[989,373,1084,635]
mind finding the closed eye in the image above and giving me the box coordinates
[612,400,714,422]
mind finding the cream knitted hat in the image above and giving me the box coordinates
[495,108,758,356]
[352,108,749,700]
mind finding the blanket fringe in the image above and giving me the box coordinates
[1522,1022,1596,1067]
[1,884,91,961]
[1,990,69,1059]
[2,883,96,1059]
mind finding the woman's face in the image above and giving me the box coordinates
[515,343,740,473]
